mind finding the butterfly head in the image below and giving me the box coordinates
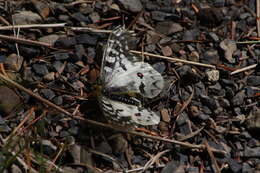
[92,84,103,98]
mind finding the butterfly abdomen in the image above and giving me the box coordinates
[102,90,140,106]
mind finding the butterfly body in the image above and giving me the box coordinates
[98,27,164,126]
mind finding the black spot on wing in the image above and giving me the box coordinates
[135,113,141,117]
[137,72,144,79]
[139,82,146,95]
[118,60,127,71]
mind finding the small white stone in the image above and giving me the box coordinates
[206,69,219,82]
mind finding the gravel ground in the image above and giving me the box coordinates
[0,0,259,173]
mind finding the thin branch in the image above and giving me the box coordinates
[142,149,170,172]
[30,153,65,173]
[0,73,71,116]
[0,23,66,30]
[130,50,216,69]
[204,141,221,173]
[64,0,95,6]
[0,34,54,48]
[0,32,217,70]
[125,164,166,173]
[0,28,127,51]
[178,127,204,141]
[4,107,35,142]
[174,87,194,116]
[230,64,257,75]
[69,26,134,33]
[237,40,260,44]
[0,73,227,155]
[69,26,113,33]
[78,117,227,155]
[46,143,66,173]
[257,0,260,37]
[0,23,122,34]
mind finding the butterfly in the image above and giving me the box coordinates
[98,26,164,126]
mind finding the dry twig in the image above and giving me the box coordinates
[69,26,113,33]
[174,87,194,116]
[4,107,35,142]
[0,23,66,30]
[125,164,166,173]
[257,0,260,37]
[0,34,57,49]
[46,143,66,173]
[142,149,170,172]
[0,74,227,155]
[178,127,204,141]
[130,50,216,69]
[230,64,257,75]
[0,73,71,116]
[0,25,216,70]
[204,141,221,173]
[64,0,95,6]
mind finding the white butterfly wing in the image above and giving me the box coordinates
[106,61,164,98]
[100,27,164,98]
[100,96,160,126]
[100,27,137,83]
[99,26,164,125]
